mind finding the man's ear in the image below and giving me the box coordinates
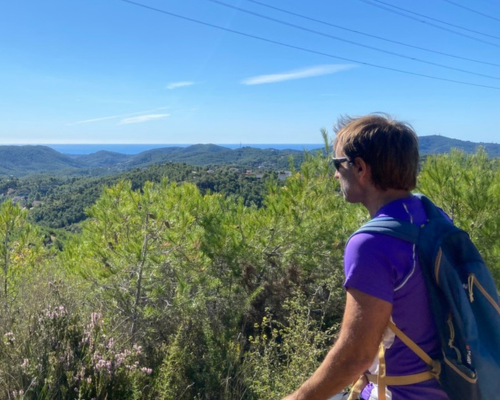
[353,157,371,184]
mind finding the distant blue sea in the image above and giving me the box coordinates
[46,144,324,155]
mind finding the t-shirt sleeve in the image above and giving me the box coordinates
[343,232,396,304]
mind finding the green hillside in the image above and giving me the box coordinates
[1,137,499,177]
[0,145,83,175]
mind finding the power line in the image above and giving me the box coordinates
[441,0,500,23]
[206,0,500,81]
[118,0,500,90]
[246,0,500,68]
[366,0,500,40]
[358,0,500,47]
[476,0,500,7]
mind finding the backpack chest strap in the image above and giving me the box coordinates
[371,321,441,400]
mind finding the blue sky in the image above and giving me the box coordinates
[1,0,500,144]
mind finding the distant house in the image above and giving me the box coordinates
[12,196,26,206]
[278,171,292,181]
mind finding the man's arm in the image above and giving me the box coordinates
[281,288,392,400]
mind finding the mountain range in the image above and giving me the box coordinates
[0,135,498,177]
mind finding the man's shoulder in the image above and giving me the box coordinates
[374,195,427,224]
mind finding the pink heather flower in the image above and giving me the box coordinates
[90,313,102,327]
[95,359,107,370]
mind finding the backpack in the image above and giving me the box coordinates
[351,193,500,400]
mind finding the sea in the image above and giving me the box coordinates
[45,144,324,155]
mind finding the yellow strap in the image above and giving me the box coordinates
[387,321,433,366]
[387,320,442,378]
[367,370,435,386]
[347,375,368,400]
[378,343,387,400]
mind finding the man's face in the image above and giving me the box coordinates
[333,145,363,204]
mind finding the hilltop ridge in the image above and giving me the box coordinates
[1,136,499,177]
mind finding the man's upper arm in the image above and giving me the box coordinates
[336,287,393,367]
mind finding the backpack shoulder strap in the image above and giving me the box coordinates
[352,193,448,244]
[352,217,420,244]
[413,193,447,221]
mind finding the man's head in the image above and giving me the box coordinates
[333,114,419,191]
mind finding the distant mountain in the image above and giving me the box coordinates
[0,137,498,177]
[419,135,500,157]
[71,151,131,167]
[0,146,83,175]
[0,144,305,177]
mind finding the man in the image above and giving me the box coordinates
[281,114,450,400]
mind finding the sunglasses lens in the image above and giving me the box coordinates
[331,157,347,171]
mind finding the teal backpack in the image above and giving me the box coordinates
[353,194,500,400]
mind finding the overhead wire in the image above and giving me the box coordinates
[118,0,500,91]
[206,0,500,81]
[245,0,500,68]
[365,0,500,40]
[357,0,500,48]
[441,0,500,23]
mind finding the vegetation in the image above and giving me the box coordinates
[1,163,276,232]
[3,136,500,178]
[0,144,308,177]
[0,147,498,399]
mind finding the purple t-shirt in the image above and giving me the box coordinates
[344,195,450,400]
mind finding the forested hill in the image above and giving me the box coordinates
[1,136,499,177]
[0,145,83,175]
[0,144,306,177]
[419,135,500,156]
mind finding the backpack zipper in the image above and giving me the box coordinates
[468,275,474,303]
[434,248,443,285]
[447,316,462,363]
[468,273,500,314]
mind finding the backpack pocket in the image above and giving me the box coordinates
[439,356,479,400]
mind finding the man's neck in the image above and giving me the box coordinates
[363,189,412,218]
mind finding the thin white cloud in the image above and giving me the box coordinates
[167,81,195,90]
[241,64,358,85]
[119,114,170,124]
[69,107,170,125]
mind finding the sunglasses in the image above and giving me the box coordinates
[330,156,353,171]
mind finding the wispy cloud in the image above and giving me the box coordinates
[167,81,195,90]
[69,107,169,126]
[241,64,358,85]
[119,114,170,124]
